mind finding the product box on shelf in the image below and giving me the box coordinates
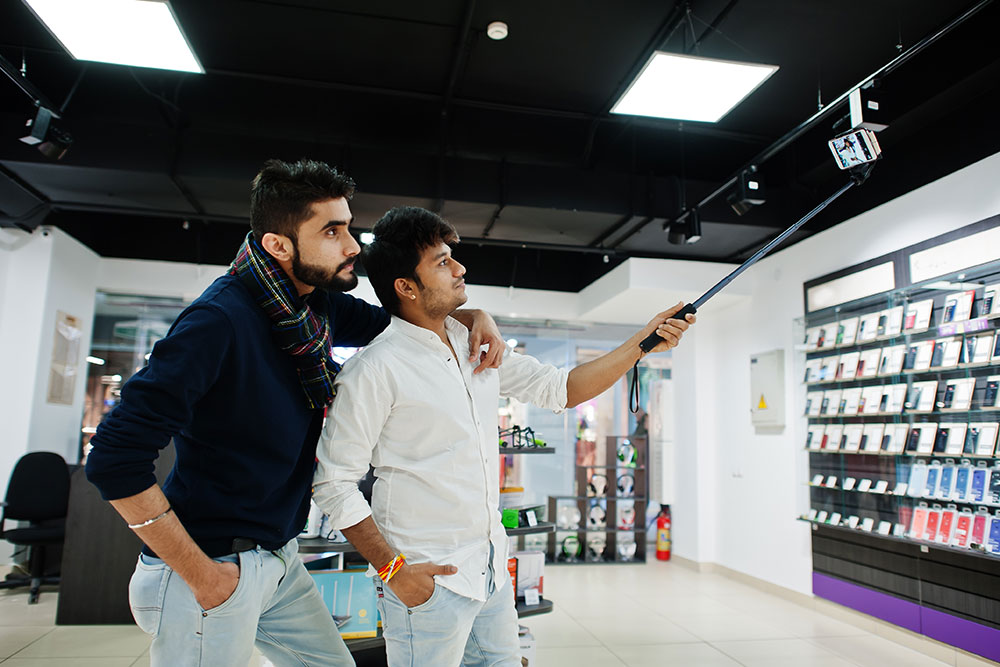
[904,299,934,332]
[513,551,545,599]
[310,569,378,639]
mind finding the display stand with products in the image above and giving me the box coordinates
[797,215,1000,663]
[548,435,648,564]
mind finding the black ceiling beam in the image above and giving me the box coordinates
[686,0,740,54]
[0,52,59,111]
[435,0,477,212]
[611,0,996,249]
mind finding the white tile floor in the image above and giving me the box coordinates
[0,559,997,666]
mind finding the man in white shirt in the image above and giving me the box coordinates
[313,206,694,666]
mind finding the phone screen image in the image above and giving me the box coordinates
[933,428,948,453]
[963,337,976,364]
[942,385,955,408]
[817,329,826,348]
[964,428,979,455]
[907,429,921,452]
[985,381,998,407]
[943,299,957,323]
[880,434,892,451]
[971,469,987,503]
[836,324,845,345]
[931,342,945,367]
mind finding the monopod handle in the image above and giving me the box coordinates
[638,303,698,353]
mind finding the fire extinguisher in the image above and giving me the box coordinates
[656,504,671,561]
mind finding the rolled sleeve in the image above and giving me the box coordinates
[498,349,568,412]
[313,355,391,530]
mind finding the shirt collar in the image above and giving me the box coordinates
[388,315,466,361]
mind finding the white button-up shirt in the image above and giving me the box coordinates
[313,315,567,601]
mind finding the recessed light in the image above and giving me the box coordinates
[23,0,204,73]
[611,52,777,123]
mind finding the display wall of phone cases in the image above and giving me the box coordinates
[837,317,860,347]
[906,381,938,412]
[940,378,975,411]
[904,299,934,332]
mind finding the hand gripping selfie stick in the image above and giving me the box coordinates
[630,161,878,412]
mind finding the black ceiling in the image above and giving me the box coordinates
[2,0,998,292]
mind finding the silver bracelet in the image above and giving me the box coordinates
[128,507,173,530]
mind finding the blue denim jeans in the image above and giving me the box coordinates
[128,538,354,667]
[376,551,520,667]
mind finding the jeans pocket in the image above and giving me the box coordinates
[407,583,442,613]
[129,557,170,637]
[201,551,248,616]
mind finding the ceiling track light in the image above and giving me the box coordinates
[727,168,764,216]
[667,209,701,245]
[19,106,73,159]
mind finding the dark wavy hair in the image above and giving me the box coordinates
[363,206,459,315]
[249,158,356,242]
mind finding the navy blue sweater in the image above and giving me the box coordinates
[85,275,389,556]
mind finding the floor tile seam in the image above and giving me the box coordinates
[798,635,882,667]
[6,627,59,660]
[602,640,716,667]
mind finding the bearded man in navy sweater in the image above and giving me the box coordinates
[85,159,504,667]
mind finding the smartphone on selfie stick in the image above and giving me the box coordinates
[630,130,882,412]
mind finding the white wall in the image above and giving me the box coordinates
[0,227,98,559]
[699,150,1000,595]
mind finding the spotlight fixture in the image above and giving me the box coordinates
[19,106,73,159]
[667,209,701,245]
[727,169,764,216]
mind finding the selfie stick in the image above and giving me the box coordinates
[638,163,876,354]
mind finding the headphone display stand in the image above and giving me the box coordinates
[548,435,648,565]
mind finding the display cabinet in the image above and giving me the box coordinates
[548,435,647,564]
[797,219,1000,662]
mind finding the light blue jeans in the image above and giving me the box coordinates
[128,539,354,667]
[376,551,521,667]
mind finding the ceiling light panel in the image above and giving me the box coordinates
[23,0,203,73]
[612,52,777,123]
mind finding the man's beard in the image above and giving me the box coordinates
[291,242,358,293]
[421,282,468,319]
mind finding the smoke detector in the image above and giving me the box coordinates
[487,21,508,40]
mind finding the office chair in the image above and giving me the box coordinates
[0,452,70,604]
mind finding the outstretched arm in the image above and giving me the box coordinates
[566,301,695,408]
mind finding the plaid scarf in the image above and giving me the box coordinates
[228,232,339,409]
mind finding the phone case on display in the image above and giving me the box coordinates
[836,324,845,345]
[985,291,996,315]
[938,509,956,544]
[910,505,929,539]
[820,398,830,413]
[989,517,1000,554]
[908,465,929,497]
[880,434,892,450]
[994,333,1000,358]
[907,387,923,410]
[924,509,941,542]
[939,466,955,499]
[988,471,1000,505]
[903,346,918,370]
[816,329,827,348]
[971,469,988,503]
[858,435,868,451]
[878,394,889,412]
[963,337,976,364]
[877,314,887,336]
[964,428,979,455]
[971,513,988,547]
[906,429,921,453]
[953,512,973,547]
[955,467,971,501]
[925,467,940,497]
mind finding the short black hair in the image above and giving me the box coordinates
[363,206,459,315]
[249,158,356,242]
